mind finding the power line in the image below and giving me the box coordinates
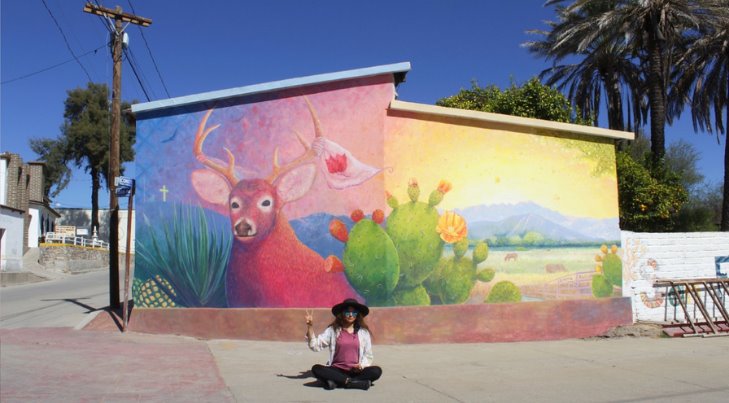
[1,44,105,85]
[127,0,171,97]
[123,48,151,101]
[40,0,93,82]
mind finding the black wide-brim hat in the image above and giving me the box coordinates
[332,298,369,317]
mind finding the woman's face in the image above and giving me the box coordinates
[342,307,358,324]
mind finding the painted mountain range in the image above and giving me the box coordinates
[455,202,620,242]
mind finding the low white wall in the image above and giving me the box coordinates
[621,231,729,322]
[0,208,25,271]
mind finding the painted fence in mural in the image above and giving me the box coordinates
[133,75,625,309]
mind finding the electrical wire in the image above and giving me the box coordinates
[125,46,156,99]
[127,0,171,98]
[40,0,93,82]
[123,48,151,101]
[1,45,105,85]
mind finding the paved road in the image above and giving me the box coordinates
[2,327,728,402]
[0,271,117,328]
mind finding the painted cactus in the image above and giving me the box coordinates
[330,210,400,306]
[591,244,622,298]
[385,179,449,289]
[426,237,491,304]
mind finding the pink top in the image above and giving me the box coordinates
[331,330,360,370]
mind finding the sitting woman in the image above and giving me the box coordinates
[305,298,382,390]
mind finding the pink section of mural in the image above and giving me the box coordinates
[106,298,632,343]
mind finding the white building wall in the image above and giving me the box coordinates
[0,208,24,271]
[0,158,7,205]
[621,231,729,322]
[28,207,39,248]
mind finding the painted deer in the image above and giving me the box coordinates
[191,100,361,307]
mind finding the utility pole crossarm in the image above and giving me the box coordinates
[82,3,152,26]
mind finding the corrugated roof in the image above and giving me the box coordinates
[131,62,411,115]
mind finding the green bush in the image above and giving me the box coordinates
[485,281,521,303]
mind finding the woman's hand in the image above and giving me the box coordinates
[305,309,315,341]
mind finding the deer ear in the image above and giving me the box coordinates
[191,169,232,206]
[275,163,317,204]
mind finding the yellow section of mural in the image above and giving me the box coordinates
[384,117,619,219]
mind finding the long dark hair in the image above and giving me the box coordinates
[328,311,371,334]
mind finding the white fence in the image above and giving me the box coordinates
[44,232,110,250]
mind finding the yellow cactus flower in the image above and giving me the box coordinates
[595,254,603,262]
[600,244,608,254]
[436,211,468,243]
[408,178,418,187]
[611,244,618,254]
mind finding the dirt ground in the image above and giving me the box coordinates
[591,322,667,339]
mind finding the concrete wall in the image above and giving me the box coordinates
[621,231,729,322]
[38,244,109,273]
[0,207,24,271]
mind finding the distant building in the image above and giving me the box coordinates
[0,152,60,271]
[55,208,135,252]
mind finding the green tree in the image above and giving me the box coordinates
[29,137,72,198]
[542,0,706,168]
[670,1,729,230]
[31,82,135,232]
[524,1,646,132]
[437,77,591,124]
[523,231,545,246]
[616,151,688,231]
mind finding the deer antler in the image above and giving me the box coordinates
[194,109,239,185]
[266,97,323,184]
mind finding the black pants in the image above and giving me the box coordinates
[311,364,382,386]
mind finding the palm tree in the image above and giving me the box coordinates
[525,3,646,132]
[542,0,705,168]
[671,1,729,229]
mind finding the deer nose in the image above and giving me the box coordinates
[234,219,256,237]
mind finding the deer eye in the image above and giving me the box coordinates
[231,201,240,209]
[258,197,273,212]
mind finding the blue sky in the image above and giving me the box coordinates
[1,0,724,208]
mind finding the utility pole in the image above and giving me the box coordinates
[83,3,151,309]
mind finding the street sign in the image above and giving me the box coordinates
[114,176,134,197]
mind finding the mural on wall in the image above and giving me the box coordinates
[382,115,623,305]
[133,76,624,309]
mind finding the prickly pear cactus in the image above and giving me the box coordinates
[332,210,400,306]
[426,238,491,304]
[592,244,622,298]
[392,284,430,306]
[386,179,449,288]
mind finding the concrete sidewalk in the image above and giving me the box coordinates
[2,326,728,402]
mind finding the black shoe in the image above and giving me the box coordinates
[323,380,337,390]
[344,379,370,390]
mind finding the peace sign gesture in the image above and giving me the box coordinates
[305,309,314,326]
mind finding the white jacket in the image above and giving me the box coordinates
[307,326,374,368]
